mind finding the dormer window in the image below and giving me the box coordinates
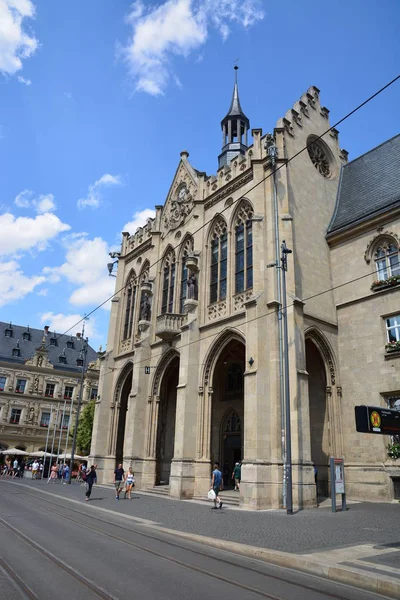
[59,355,67,364]
[22,327,31,341]
[12,347,21,357]
[50,337,57,346]
[66,339,74,349]
[76,357,84,367]
[5,323,12,338]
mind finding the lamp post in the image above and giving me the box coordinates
[281,240,293,515]
[67,321,88,484]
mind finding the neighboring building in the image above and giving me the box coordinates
[0,322,100,454]
[90,73,400,508]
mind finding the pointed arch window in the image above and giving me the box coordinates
[180,237,194,313]
[235,203,254,294]
[210,218,228,304]
[375,241,400,281]
[123,274,137,340]
[161,250,176,314]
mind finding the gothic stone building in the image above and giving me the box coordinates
[0,322,99,454]
[90,77,400,508]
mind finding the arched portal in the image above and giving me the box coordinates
[210,338,245,488]
[115,366,133,466]
[306,338,330,497]
[155,355,179,485]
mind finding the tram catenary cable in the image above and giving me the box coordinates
[45,73,400,345]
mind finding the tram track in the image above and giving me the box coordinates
[0,555,38,600]
[0,483,387,600]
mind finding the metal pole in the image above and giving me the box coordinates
[67,323,88,484]
[281,240,293,515]
[267,135,286,509]
[41,404,53,479]
[56,398,67,466]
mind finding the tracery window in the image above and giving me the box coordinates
[179,237,194,313]
[210,218,228,304]
[234,203,254,293]
[374,242,400,281]
[161,250,176,314]
[123,272,137,340]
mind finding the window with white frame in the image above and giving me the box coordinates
[234,202,254,294]
[0,376,6,392]
[386,315,400,344]
[90,387,98,400]
[386,397,400,443]
[10,408,22,424]
[375,241,400,281]
[210,218,228,304]
[15,379,26,393]
[40,411,50,427]
[161,250,176,314]
[64,386,74,399]
[45,383,55,397]
[60,414,69,429]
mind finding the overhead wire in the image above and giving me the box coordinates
[42,74,400,346]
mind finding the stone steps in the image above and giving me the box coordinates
[144,486,240,506]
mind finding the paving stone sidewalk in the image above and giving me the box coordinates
[3,479,400,598]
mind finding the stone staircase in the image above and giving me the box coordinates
[144,485,240,506]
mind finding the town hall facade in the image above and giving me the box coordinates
[90,75,400,508]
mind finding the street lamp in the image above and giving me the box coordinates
[281,240,293,515]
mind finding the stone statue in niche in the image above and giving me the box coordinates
[37,355,43,367]
[141,295,151,321]
[34,377,39,392]
[187,273,198,300]
[27,406,34,424]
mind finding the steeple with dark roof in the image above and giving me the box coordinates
[218,66,250,169]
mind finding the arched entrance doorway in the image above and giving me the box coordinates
[306,338,330,497]
[211,338,245,488]
[156,356,179,485]
[115,366,133,466]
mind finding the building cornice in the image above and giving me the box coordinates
[326,205,400,246]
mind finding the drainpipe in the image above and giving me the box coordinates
[266,133,286,508]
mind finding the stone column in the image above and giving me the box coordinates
[228,120,232,144]
[169,311,200,499]
[194,386,213,497]
[237,119,241,143]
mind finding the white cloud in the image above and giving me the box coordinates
[123,208,155,235]
[0,0,38,78]
[43,236,116,310]
[39,312,98,339]
[0,212,70,256]
[14,189,56,213]
[36,287,48,296]
[17,74,31,85]
[77,173,122,210]
[121,0,264,95]
[0,259,45,307]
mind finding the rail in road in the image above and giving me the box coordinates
[0,481,390,600]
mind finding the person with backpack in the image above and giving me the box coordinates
[210,462,223,509]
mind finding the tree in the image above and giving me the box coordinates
[72,400,95,455]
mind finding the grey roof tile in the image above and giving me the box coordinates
[328,134,400,234]
[0,322,98,373]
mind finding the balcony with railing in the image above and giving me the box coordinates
[156,313,186,341]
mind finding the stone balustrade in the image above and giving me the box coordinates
[156,313,185,341]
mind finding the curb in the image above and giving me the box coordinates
[149,526,400,600]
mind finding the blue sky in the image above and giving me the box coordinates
[0,0,399,347]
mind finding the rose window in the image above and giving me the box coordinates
[308,140,331,178]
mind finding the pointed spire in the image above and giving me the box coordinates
[218,67,251,169]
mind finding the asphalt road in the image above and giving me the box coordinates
[0,482,388,600]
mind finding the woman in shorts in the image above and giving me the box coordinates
[124,467,135,499]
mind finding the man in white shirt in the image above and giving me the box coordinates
[32,460,39,480]
[12,458,19,479]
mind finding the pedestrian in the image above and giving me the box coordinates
[124,467,135,499]
[62,463,69,484]
[210,462,223,509]
[57,463,63,481]
[39,462,43,477]
[12,458,19,479]
[48,462,57,483]
[19,459,25,479]
[232,462,241,491]
[32,459,39,480]
[113,463,125,500]
[84,465,97,501]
